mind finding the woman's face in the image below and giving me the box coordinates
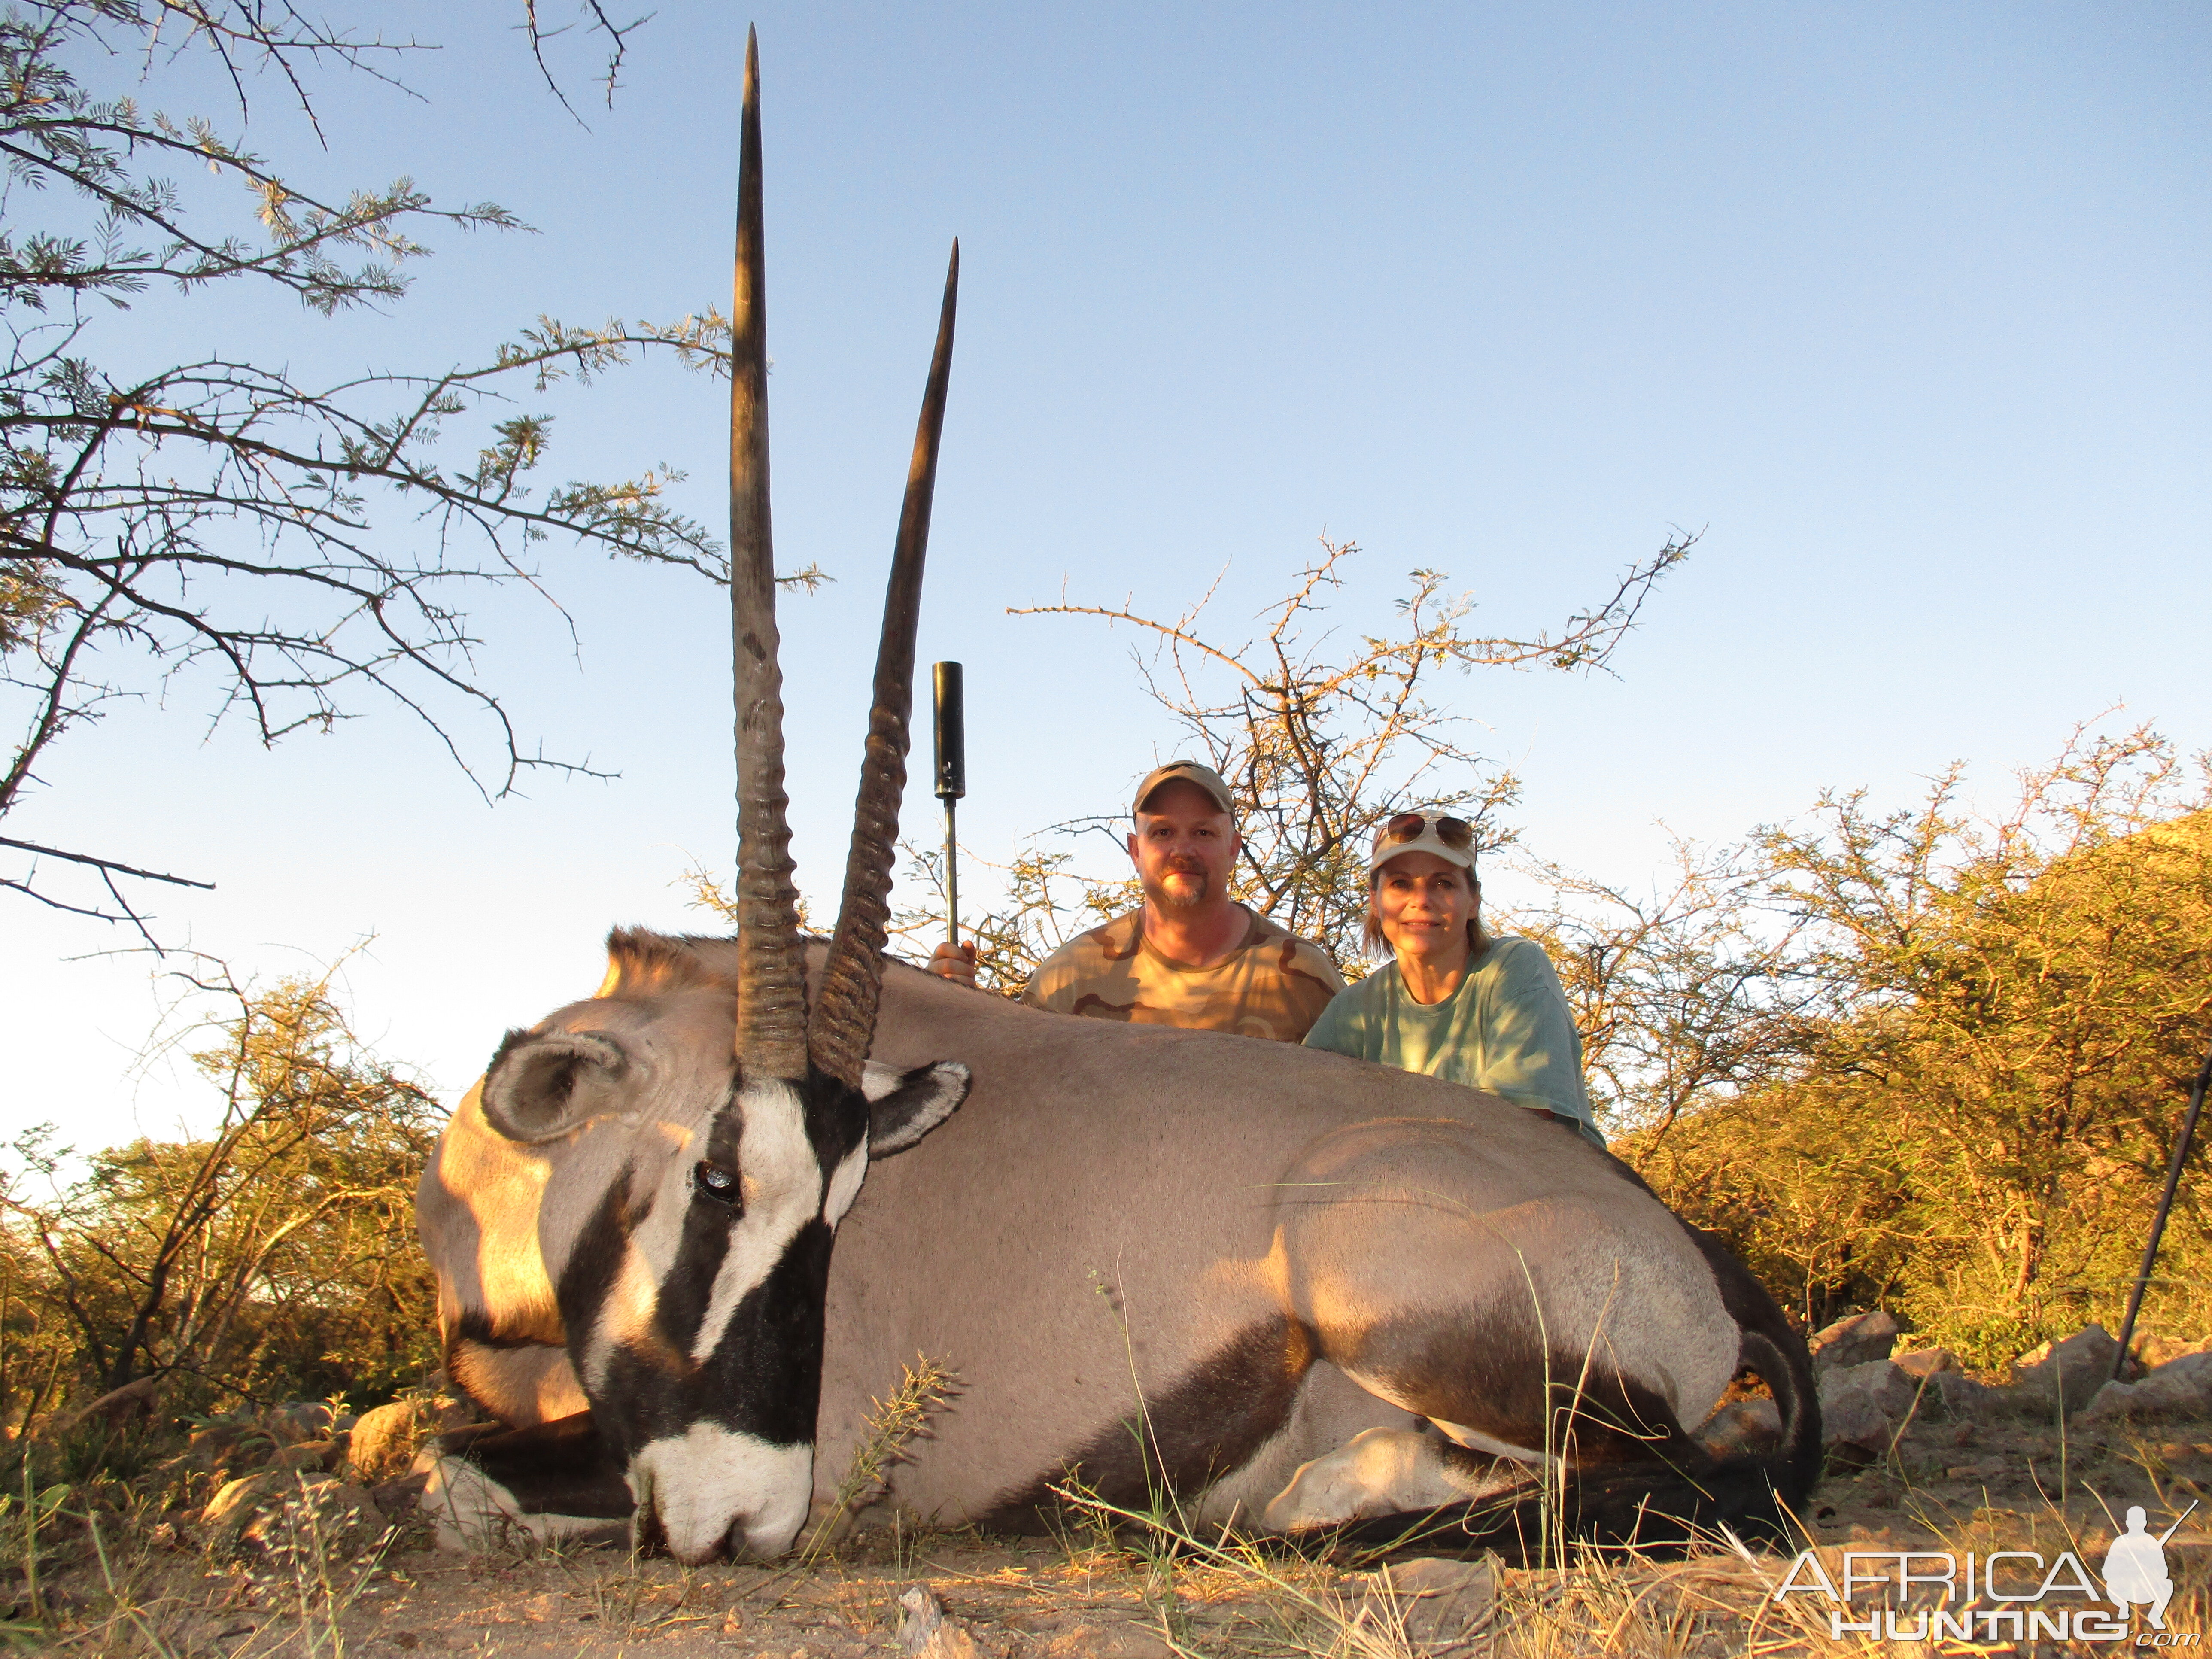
[1372,851,1475,966]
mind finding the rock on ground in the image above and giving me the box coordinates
[1811,1310,1900,1374]
[2134,1331,2212,1370]
[1698,1397,1784,1456]
[1815,1356,1979,1458]
[2011,1324,2121,1413]
[2083,1351,2212,1424]
[201,1471,289,1534]
[897,1584,988,1659]
[350,1398,434,1483]
[1932,1371,1988,1422]
[1894,1347,1962,1379]
[1818,1361,1912,1459]
[201,1470,383,1553]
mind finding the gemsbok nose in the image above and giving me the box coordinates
[633,1426,815,1564]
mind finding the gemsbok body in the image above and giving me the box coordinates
[415,33,1819,1565]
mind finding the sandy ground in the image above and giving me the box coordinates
[24,1404,2212,1656]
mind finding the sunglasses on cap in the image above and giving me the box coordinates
[1380,811,1474,849]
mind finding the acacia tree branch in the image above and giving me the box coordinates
[0,4,714,942]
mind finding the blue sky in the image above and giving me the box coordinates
[6,2,2207,1150]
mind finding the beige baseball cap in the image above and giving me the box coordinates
[1132,760,1236,817]
[1368,810,1478,876]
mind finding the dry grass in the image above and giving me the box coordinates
[12,1397,2212,1656]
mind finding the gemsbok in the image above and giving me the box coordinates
[415,32,1820,1565]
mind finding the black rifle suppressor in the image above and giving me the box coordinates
[933,662,966,948]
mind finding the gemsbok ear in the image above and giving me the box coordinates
[860,1060,971,1158]
[481,1029,632,1144]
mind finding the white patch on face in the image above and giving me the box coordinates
[823,1143,869,1224]
[688,1077,824,1363]
[632,1422,814,1562]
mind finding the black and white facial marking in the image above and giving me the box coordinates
[481,1023,967,1562]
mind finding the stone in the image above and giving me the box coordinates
[202,1471,288,1532]
[1932,1372,1989,1423]
[1893,1348,1961,1379]
[186,1421,246,1468]
[271,1438,340,1474]
[896,1586,986,1659]
[2012,1325,2121,1414]
[261,1404,316,1446]
[1820,1360,1919,1419]
[349,1398,431,1483]
[206,1470,380,1549]
[2081,1352,2212,1425]
[2085,1381,2142,1423]
[220,1431,282,1474]
[371,1471,431,1517]
[1818,1360,1922,1458]
[1352,1555,1497,1650]
[1819,1391,1893,1460]
[1697,1397,1783,1456]
[2133,1333,2212,1371]
[1811,1310,1901,1374]
[239,1477,380,1549]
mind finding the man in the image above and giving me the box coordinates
[929,760,1344,1042]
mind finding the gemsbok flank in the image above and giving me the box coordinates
[415,32,1821,1566]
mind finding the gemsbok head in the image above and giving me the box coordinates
[463,30,968,1562]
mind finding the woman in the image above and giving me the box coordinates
[1303,811,1606,1148]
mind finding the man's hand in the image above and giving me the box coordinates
[929,940,978,988]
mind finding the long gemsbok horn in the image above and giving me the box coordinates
[727,25,959,1086]
[810,250,958,1085]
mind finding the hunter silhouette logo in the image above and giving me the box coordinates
[2105,1502,2194,1630]
[1771,1498,2199,1644]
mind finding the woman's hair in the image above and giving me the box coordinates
[1362,864,1491,963]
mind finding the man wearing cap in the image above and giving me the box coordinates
[928,760,1345,1042]
[1303,809,1606,1149]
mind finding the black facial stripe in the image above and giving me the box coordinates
[651,1168,741,1357]
[801,1063,868,1174]
[710,1216,835,1444]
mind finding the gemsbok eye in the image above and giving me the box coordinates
[694,1161,741,1206]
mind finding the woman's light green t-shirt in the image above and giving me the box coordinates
[1302,935,1606,1148]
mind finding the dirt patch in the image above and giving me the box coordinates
[20,1405,2212,1655]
